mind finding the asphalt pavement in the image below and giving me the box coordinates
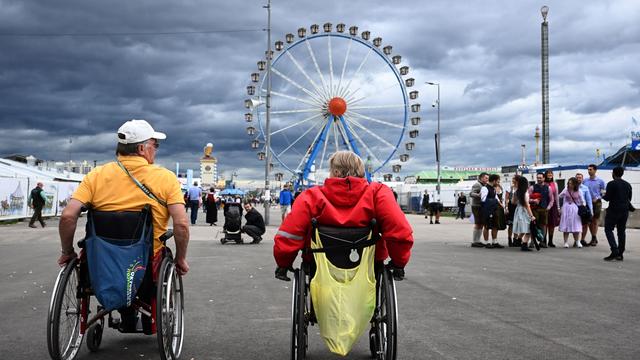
[1,207,638,360]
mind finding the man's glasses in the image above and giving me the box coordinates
[147,141,159,149]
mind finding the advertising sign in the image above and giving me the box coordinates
[0,177,29,220]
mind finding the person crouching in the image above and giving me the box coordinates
[243,202,265,244]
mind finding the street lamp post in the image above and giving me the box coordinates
[263,0,272,225]
[426,82,441,200]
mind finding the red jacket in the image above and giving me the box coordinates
[273,176,413,268]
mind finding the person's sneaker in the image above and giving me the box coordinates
[615,254,624,261]
[492,243,504,249]
[564,242,570,248]
[485,243,494,249]
[435,220,440,224]
[580,239,588,247]
[588,240,597,247]
[430,220,433,224]
[540,241,548,248]
[548,241,556,248]
[521,244,532,252]
[41,223,46,228]
[577,241,583,248]
[603,253,618,261]
[28,224,37,228]
[471,242,485,248]
[513,239,522,247]
[251,236,262,244]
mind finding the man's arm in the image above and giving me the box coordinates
[546,186,555,210]
[168,203,190,275]
[480,186,488,202]
[469,184,480,199]
[57,199,84,266]
[602,182,612,202]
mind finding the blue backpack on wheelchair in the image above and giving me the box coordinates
[84,205,153,311]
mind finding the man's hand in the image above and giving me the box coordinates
[57,251,77,267]
[275,267,291,281]
[175,257,190,276]
[387,262,405,281]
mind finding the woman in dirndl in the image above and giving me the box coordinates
[558,177,584,248]
[512,175,536,251]
[544,170,560,247]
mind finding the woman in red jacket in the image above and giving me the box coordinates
[273,151,413,280]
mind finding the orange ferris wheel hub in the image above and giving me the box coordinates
[327,97,347,116]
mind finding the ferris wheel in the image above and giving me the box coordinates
[244,23,421,184]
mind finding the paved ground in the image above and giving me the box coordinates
[1,208,639,360]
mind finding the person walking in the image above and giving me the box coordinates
[187,182,202,225]
[470,173,489,247]
[428,193,442,224]
[512,175,535,252]
[279,183,293,221]
[558,177,584,248]
[602,166,632,261]
[205,187,218,226]
[457,192,467,219]
[543,170,560,247]
[583,164,606,246]
[422,191,430,219]
[28,182,47,228]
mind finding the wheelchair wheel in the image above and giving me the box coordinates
[47,258,84,360]
[157,256,185,360]
[290,268,307,360]
[86,322,103,352]
[373,268,397,360]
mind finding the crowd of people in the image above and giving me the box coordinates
[468,165,632,260]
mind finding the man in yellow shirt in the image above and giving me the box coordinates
[57,119,190,276]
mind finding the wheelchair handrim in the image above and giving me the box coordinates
[376,269,397,360]
[51,260,84,360]
[47,265,67,357]
[158,260,184,360]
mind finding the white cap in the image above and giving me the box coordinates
[117,119,166,144]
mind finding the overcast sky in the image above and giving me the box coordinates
[1,0,639,182]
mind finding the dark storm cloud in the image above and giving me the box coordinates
[1,0,639,182]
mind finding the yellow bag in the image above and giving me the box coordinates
[310,230,376,356]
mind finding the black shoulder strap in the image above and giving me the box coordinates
[116,159,168,208]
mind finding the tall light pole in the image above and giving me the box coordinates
[541,5,550,164]
[426,82,441,200]
[263,0,272,225]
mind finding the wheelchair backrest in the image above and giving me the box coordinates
[311,219,377,269]
[85,205,152,244]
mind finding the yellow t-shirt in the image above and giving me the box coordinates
[72,155,185,253]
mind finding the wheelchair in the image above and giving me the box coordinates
[47,206,184,360]
[289,218,398,360]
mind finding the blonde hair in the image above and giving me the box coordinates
[328,151,365,178]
